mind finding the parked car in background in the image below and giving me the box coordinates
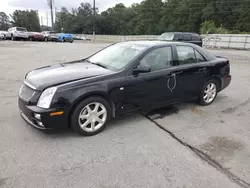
[18,41,231,136]
[5,27,29,41]
[57,33,74,43]
[28,32,44,41]
[42,31,58,42]
[158,32,203,47]
[73,35,91,41]
[0,30,7,40]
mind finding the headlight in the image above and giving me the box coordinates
[37,87,57,108]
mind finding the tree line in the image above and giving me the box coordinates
[1,0,250,34]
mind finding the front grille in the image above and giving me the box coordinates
[19,84,36,101]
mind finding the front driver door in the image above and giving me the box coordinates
[118,46,178,115]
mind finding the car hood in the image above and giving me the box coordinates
[25,61,114,91]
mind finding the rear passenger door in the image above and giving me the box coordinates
[173,45,210,100]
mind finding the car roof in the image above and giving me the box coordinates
[162,32,200,36]
[119,40,198,47]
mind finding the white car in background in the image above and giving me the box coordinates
[0,30,8,40]
[5,27,29,41]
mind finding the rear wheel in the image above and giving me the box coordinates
[29,37,33,41]
[71,97,112,136]
[199,79,219,106]
[44,37,48,42]
[11,35,15,41]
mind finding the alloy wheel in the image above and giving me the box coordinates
[78,102,107,132]
[203,83,217,103]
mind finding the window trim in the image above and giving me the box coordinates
[194,49,207,63]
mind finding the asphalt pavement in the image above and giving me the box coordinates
[0,41,249,188]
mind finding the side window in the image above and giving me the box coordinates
[140,46,173,71]
[176,46,196,65]
[183,34,191,41]
[174,34,183,41]
[194,50,206,62]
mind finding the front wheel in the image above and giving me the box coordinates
[71,97,112,136]
[199,79,219,106]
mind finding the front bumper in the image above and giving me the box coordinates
[18,98,69,130]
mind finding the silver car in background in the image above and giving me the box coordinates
[5,27,29,41]
[0,30,7,40]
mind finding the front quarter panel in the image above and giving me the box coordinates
[50,72,127,117]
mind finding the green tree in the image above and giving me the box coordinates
[0,12,10,30]
[46,0,250,35]
[11,10,40,31]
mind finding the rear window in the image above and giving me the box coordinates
[16,27,27,32]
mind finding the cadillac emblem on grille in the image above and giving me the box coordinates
[19,84,35,101]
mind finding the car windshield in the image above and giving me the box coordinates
[87,43,147,70]
[17,27,27,32]
[158,33,174,40]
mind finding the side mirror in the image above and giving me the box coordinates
[133,64,151,75]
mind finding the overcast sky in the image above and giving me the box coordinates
[0,0,142,26]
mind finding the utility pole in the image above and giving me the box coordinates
[41,16,43,26]
[46,12,49,28]
[47,0,54,31]
[93,0,96,42]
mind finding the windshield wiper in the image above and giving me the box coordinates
[91,62,107,69]
[85,59,108,69]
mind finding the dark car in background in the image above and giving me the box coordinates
[28,32,44,41]
[158,32,203,47]
[18,41,231,136]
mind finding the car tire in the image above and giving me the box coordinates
[3,34,6,40]
[11,35,15,41]
[199,79,219,106]
[71,97,112,136]
[29,37,33,41]
[44,37,48,42]
[62,38,65,43]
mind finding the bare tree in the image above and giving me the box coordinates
[47,0,54,30]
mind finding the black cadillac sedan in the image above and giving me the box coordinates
[18,41,231,136]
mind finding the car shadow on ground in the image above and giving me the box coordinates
[31,96,227,139]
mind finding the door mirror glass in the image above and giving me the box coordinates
[134,64,151,74]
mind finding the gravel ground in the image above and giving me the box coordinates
[0,41,249,188]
